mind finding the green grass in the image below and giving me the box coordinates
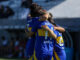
[0,59,26,60]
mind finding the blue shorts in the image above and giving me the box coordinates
[25,38,35,58]
[33,48,54,60]
[53,49,66,60]
[33,53,53,60]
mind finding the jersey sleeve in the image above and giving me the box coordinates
[26,16,31,23]
[39,21,47,28]
[32,17,40,23]
[31,17,40,32]
[31,21,38,32]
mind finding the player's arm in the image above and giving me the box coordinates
[54,26,65,33]
[42,25,57,39]
[26,22,38,37]
[25,26,35,37]
[26,31,35,37]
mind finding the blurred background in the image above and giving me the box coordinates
[0,0,80,60]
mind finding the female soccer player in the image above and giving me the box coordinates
[25,3,43,60]
[28,11,57,60]
[48,13,66,60]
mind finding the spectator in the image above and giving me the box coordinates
[14,37,20,47]
[18,44,24,58]
[14,37,20,57]
[0,31,27,58]
[0,5,4,18]
[6,6,14,16]
[0,5,14,19]
[4,6,14,18]
[0,36,9,57]
[7,37,15,58]
[1,36,8,47]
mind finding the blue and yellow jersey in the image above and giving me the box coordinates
[25,17,39,58]
[26,16,39,31]
[31,20,55,58]
[54,30,64,50]
[53,30,66,60]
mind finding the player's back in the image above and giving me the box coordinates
[34,20,55,57]
[26,17,39,28]
[25,16,39,58]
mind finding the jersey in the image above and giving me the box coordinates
[53,30,66,60]
[31,20,55,60]
[25,16,39,59]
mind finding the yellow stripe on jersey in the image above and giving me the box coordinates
[54,50,60,60]
[38,29,50,37]
[33,50,37,60]
[28,56,33,60]
[28,27,32,31]
[56,36,64,44]
[52,56,54,60]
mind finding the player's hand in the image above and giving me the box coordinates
[41,25,50,31]
[54,26,65,32]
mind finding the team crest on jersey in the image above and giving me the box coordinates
[56,36,64,46]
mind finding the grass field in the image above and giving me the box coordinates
[0,59,18,60]
[0,59,26,60]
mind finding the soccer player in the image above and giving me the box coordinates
[53,30,66,60]
[25,16,35,59]
[48,13,66,60]
[48,13,65,33]
[28,12,57,60]
[25,3,43,60]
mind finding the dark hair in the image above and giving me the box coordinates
[29,3,38,10]
[48,13,57,26]
[38,10,47,16]
[29,3,43,17]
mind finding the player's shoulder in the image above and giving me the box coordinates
[27,16,32,22]
[32,17,40,21]
[40,20,49,25]
[44,21,53,26]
